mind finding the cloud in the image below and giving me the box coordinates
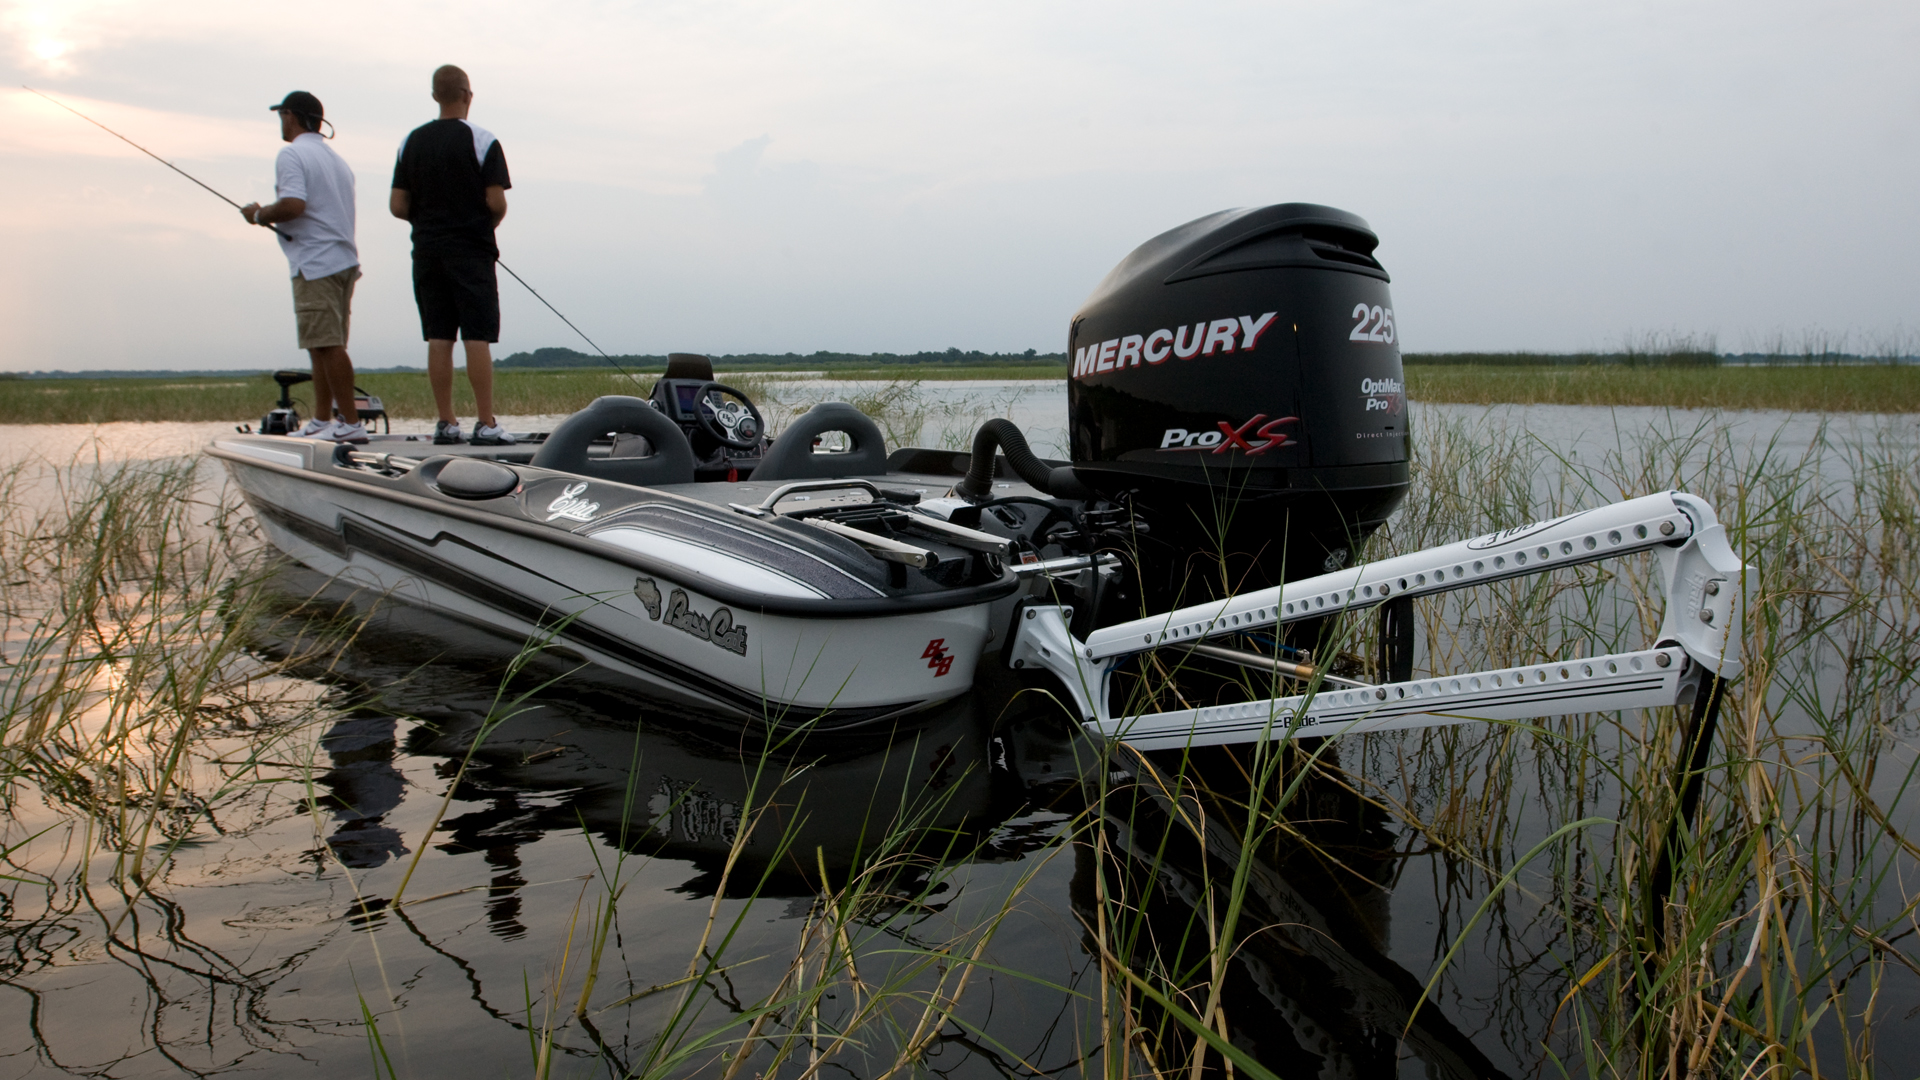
[0,0,1916,369]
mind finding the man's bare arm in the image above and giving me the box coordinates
[485,185,506,227]
[389,188,410,220]
[243,197,306,226]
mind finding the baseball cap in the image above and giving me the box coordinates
[268,91,324,119]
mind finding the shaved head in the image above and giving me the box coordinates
[431,65,471,103]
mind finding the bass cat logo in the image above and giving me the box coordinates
[636,577,748,655]
[633,577,750,656]
[1160,414,1299,455]
[633,577,663,620]
[544,482,600,523]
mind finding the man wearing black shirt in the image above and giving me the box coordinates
[389,64,515,445]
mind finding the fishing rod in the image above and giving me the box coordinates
[23,84,285,237]
[27,85,642,385]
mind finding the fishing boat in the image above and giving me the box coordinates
[211,203,1753,740]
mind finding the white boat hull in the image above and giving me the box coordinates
[215,440,1000,727]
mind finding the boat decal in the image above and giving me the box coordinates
[922,638,955,676]
[590,504,886,598]
[664,589,749,655]
[326,514,918,723]
[1465,508,1593,551]
[634,577,663,620]
[213,445,1019,616]
[545,482,600,523]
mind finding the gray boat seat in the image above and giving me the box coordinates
[753,402,889,481]
[530,396,696,486]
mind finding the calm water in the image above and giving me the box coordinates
[3,395,1917,1077]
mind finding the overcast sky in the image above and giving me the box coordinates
[1,0,1915,371]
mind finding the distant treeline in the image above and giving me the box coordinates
[1407,352,1915,367]
[495,347,1062,370]
[3,367,429,379]
[7,344,1915,379]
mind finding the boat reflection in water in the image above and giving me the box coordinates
[264,564,1523,1076]
[1082,743,1517,1079]
[264,563,1051,890]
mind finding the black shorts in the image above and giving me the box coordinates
[412,253,500,342]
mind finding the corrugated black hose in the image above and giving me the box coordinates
[955,419,1090,502]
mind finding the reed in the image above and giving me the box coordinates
[1075,407,1920,1075]
[0,367,1066,425]
[2,403,1916,1077]
[1405,363,1920,411]
[4,364,1915,424]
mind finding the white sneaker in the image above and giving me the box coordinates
[323,421,369,444]
[472,422,517,446]
[292,418,333,438]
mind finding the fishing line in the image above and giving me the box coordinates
[494,259,641,384]
[23,84,286,238]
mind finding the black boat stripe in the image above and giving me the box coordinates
[249,495,918,726]
[211,443,1018,618]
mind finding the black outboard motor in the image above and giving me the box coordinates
[1065,203,1410,603]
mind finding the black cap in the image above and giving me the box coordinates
[268,91,323,119]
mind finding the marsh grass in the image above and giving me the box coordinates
[1405,363,1920,411]
[6,365,1914,425]
[340,653,1086,1080]
[0,367,1067,425]
[1079,407,1920,1075]
[4,400,1919,1078]
[751,376,1048,453]
[0,454,355,852]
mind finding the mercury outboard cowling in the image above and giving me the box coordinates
[1066,203,1410,599]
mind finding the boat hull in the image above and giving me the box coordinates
[215,441,997,727]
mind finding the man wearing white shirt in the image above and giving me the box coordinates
[242,91,365,443]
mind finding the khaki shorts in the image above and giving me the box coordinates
[291,266,361,349]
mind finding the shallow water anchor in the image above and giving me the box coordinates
[1007,489,1755,749]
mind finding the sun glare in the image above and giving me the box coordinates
[33,37,68,61]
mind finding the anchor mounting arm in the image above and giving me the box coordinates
[1008,490,1756,747]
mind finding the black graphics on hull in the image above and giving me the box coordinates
[246,496,924,729]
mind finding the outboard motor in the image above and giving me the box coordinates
[1065,203,1410,603]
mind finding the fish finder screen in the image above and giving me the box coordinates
[675,385,699,413]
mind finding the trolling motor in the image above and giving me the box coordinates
[258,370,309,435]
[246,370,389,435]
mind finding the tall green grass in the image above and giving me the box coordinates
[4,364,1915,424]
[1405,364,1920,411]
[0,453,366,911]
[0,367,1066,425]
[1077,408,1920,1075]
[3,407,1917,1076]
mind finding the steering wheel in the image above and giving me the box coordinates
[693,382,766,451]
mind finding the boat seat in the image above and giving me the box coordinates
[530,396,696,486]
[752,402,889,481]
